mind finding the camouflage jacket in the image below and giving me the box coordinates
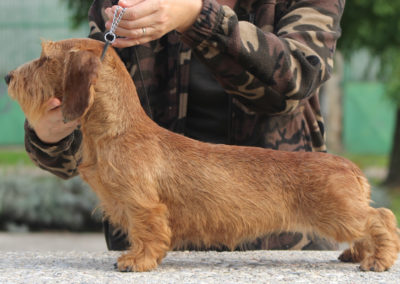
[25,0,345,179]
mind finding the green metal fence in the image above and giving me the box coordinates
[342,51,396,155]
[343,82,395,155]
[0,0,88,145]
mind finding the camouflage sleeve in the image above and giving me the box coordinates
[24,121,82,179]
[181,0,345,114]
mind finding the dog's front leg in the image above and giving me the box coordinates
[117,201,172,272]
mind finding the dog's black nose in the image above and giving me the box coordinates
[4,73,12,85]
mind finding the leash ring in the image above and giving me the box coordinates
[104,31,116,44]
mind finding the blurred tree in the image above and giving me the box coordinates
[62,0,92,29]
[338,0,400,187]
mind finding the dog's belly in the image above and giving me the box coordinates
[164,194,286,249]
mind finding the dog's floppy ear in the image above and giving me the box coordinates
[62,49,101,122]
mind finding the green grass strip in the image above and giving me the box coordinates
[0,148,33,166]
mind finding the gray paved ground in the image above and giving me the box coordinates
[0,233,399,283]
[1,250,400,283]
[0,232,106,252]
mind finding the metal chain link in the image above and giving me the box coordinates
[101,6,126,61]
[104,6,126,44]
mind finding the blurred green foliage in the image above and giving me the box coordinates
[0,149,33,166]
[342,153,388,170]
[338,0,400,104]
[389,191,400,222]
[61,0,92,29]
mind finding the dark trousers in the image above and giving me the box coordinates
[103,220,338,251]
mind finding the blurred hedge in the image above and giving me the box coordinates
[0,168,102,232]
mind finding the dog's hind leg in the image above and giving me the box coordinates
[338,208,400,272]
[358,208,399,271]
[338,239,368,263]
[117,201,171,272]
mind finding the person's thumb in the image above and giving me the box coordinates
[47,97,61,111]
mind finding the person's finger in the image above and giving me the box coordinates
[105,0,147,20]
[105,4,157,37]
[117,11,159,30]
[117,0,145,9]
[46,98,61,111]
[112,35,155,48]
[120,1,157,21]
[107,20,156,39]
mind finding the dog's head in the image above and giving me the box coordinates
[5,38,109,126]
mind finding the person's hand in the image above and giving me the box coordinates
[32,98,79,144]
[105,0,202,48]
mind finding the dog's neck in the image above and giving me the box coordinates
[80,63,153,140]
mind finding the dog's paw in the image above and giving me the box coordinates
[338,246,367,264]
[113,262,132,272]
[338,248,363,263]
[359,257,388,272]
[118,264,134,272]
[117,253,158,272]
[338,249,354,263]
[117,255,135,272]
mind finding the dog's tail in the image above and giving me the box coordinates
[354,171,371,201]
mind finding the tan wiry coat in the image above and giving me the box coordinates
[7,38,400,272]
